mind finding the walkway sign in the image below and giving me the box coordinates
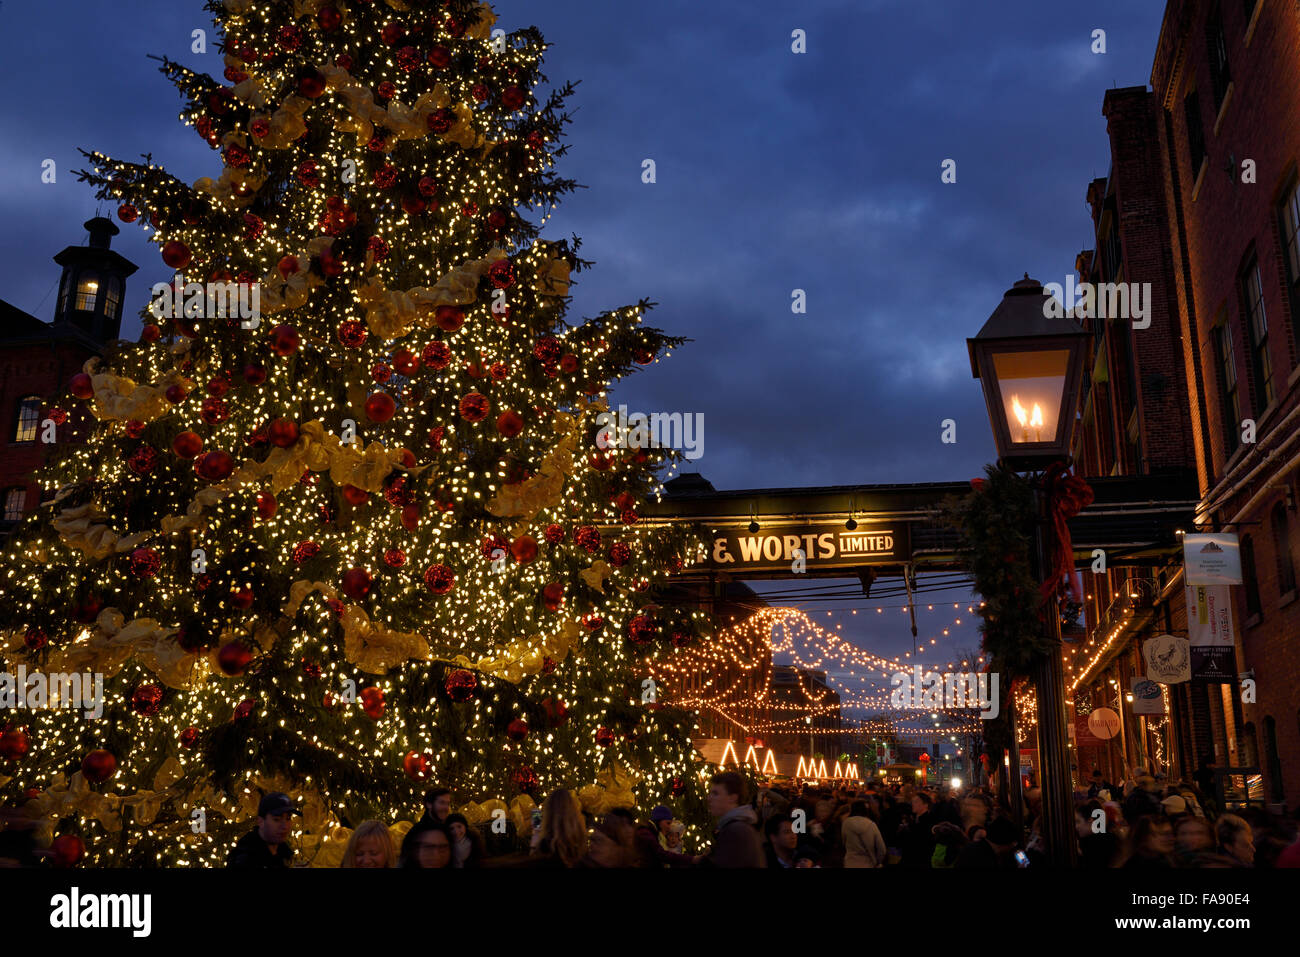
[707,522,910,574]
[1183,533,1242,585]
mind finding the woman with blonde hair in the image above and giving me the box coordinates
[529,788,588,867]
[340,820,397,868]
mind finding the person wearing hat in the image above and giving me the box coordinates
[227,792,299,868]
[650,805,674,849]
[1160,793,1188,820]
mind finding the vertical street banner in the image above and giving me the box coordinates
[1185,583,1236,681]
[1183,533,1243,585]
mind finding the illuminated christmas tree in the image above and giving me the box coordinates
[0,0,709,866]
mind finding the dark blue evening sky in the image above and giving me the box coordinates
[0,1,1169,715]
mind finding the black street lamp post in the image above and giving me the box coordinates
[968,275,1091,867]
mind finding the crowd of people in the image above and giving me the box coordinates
[224,765,1300,868]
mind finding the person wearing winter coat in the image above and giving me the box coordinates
[842,801,887,868]
[698,772,765,867]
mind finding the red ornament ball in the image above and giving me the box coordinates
[487,259,515,289]
[337,320,367,347]
[50,834,84,869]
[595,727,616,748]
[541,582,565,611]
[172,431,203,459]
[200,397,229,426]
[422,341,452,370]
[541,697,568,725]
[267,418,299,448]
[341,567,373,601]
[376,81,396,100]
[268,324,300,356]
[501,86,526,111]
[574,525,602,554]
[342,484,369,506]
[471,82,490,102]
[393,349,421,376]
[608,541,632,568]
[371,362,393,383]
[403,751,431,780]
[161,241,191,269]
[195,450,235,482]
[365,392,397,423]
[80,749,117,784]
[130,683,164,717]
[459,392,490,422]
[560,353,579,374]
[179,726,201,749]
[418,175,439,198]
[428,45,451,69]
[297,161,321,188]
[512,765,540,793]
[533,336,562,364]
[256,491,277,519]
[367,236,390,261]
[543,524,566,544]
[24,627,48,651]
[243,363,267,384]
[217,642,253,676]
[229,587,255,610]
[292,541,320,564]
[383,548,407,568]
[424,563,455,595]
[628,615,658,645]
[69,372,94,399]
[127,444,159,475]
[140,323,161,343]
[0,728,30,760]
[117,204,138,223]
[496,410,524,438]
[434,305,464,332]
[164,383,188,404]
[444,669,478,702]
[233,698,257,721]
[401,504,421,531]
[510,535,538,563]
[129,547,161,578]
[584,615,605,632]
[318,4,342,30]
[506,719,529,742]
[360,686,385,719]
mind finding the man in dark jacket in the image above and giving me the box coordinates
[699,772,765,867]
[400,786,452,859]
[228,792,297,868]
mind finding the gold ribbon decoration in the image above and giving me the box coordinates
[341,605,431,675]
[355,248,507,340]
[487,401,602,521]
[81,357,176,424]
[579,560,613,593]
[27,772,124,841]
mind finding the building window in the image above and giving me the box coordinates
[1212,318,1241,451]
[1272,501,1297,595]
[1241,257,1273,408]
[1207,7,1232,109]
[1241,534,1262,618]
[1103,224,1122,279]
[74,274,100,312]
[1263,716,1284,802]
[1279,177,1300,337]
[1184,91,1206,174]
[2,487,25,522]
[57,272,72,315]
[102,275,121,318]
[13,396,41,443]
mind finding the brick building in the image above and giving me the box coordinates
[0,217,137,533]
[1067,0,1300,810]
[1063,82,1204,794]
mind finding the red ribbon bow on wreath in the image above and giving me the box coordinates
[1040,462,1094,607]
